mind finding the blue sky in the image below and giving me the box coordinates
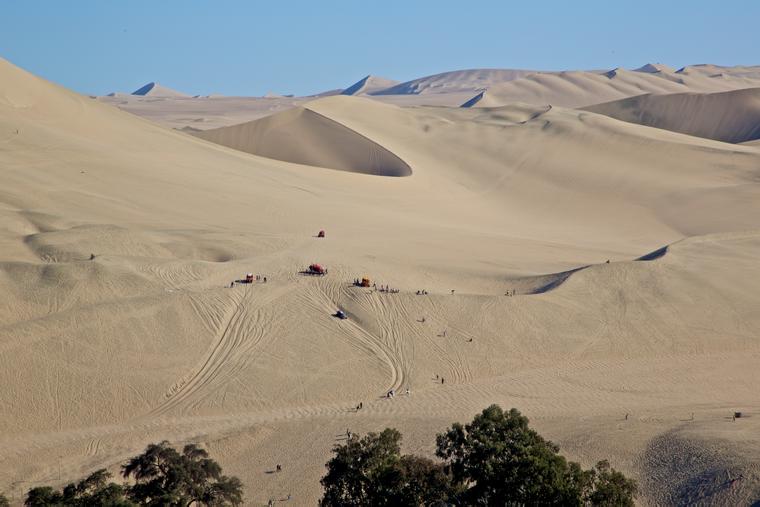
[2,1,758,96]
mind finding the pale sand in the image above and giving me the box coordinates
[2,58,760,504]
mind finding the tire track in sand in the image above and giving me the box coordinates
[145,283,290,418]
[296,279,405,393]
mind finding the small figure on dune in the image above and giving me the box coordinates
[89,253,95,260]
[230,281,234,288]
[276,464,282,472]
[451,289,455,295]
[441,377,445,384]
[406,387,410,396]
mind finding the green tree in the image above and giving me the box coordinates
[320,428,455,506]
[25,469,131,506]
[435,405,637,506]
[584,460,638,507]
[25,487,63,507]
[122,441,243,506]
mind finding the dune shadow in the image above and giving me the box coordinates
[637,245,669,261]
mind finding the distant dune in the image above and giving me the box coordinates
[461,67,760,108]
[131,81,190,98]
[583,88,760,143]
[373,68,534,95]
[341,75,399,95]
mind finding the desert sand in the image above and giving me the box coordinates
[3,56,760,505]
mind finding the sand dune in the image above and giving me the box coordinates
[3,56,760,505]
[461,67,760,108]
[372,68,535,95]
[192,105,412,176]
[341,75,399,95]
[677,63,760,79]
[634,63,676,74]
[102,64,760,132]
[131,81,190,98]
[583,88,760,143]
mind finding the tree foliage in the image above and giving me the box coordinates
[122,441,243,506]
[435,405,637,506]
[25,469,132,506]
[322,405,637,506]
[320,428,456,506]
[24,442,242,507]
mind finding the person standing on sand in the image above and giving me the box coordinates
[406,387,410,396]
[441,378,445,384]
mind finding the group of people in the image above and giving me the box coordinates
[415,289,429,295]
[376,284,399,293]
[385,387,411,399]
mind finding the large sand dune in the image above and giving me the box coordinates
[583,88,760,143]
[192,105,412,176]
[3,57,760,505]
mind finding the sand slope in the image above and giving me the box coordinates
[582,88,760,143]
[3,57,760,505]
